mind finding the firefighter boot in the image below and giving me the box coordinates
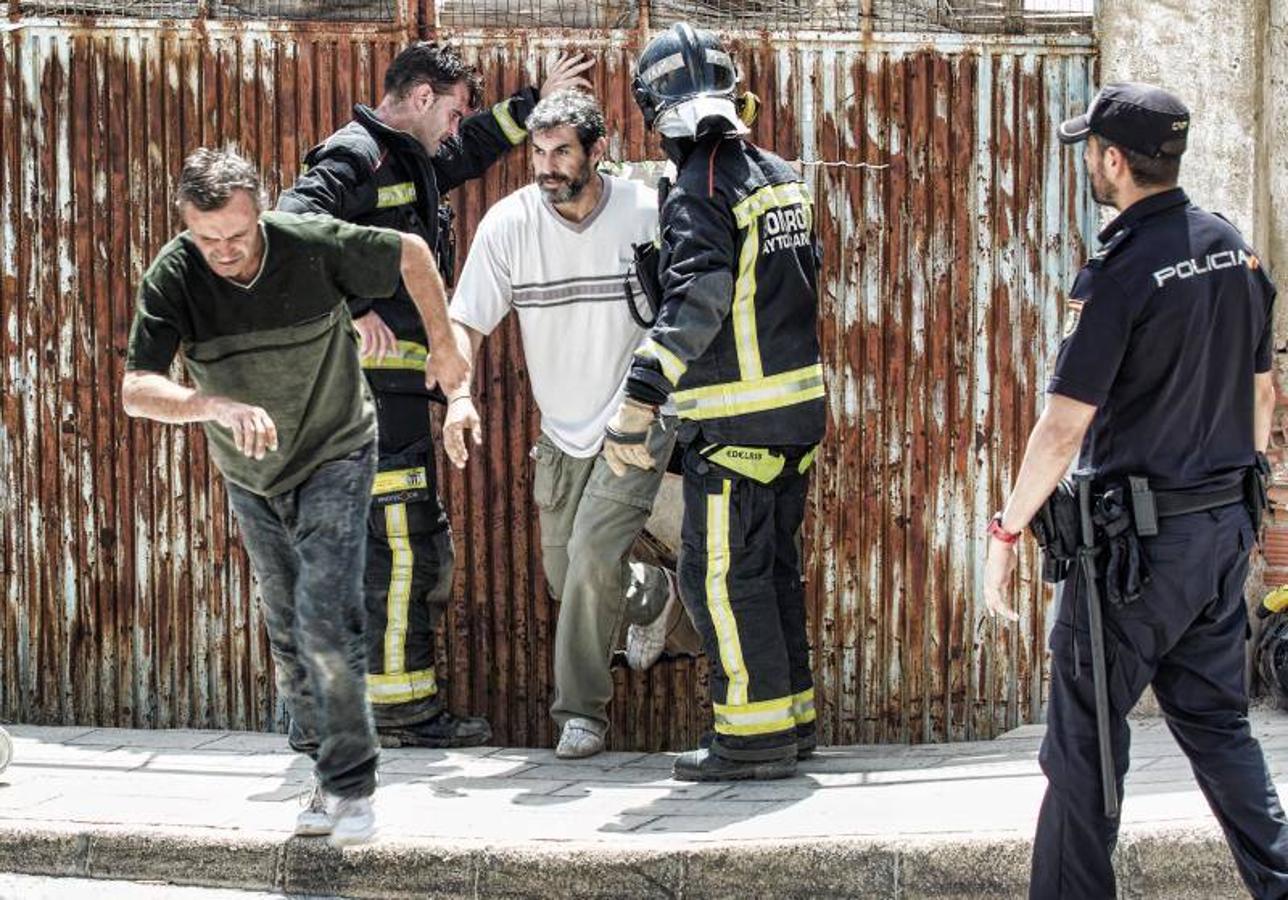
[377,710,492,749]
[697,724,816,761]
[672,746,797,782]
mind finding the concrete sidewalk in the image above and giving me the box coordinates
[1,714,1283,899]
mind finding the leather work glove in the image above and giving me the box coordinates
[603,397,658,477]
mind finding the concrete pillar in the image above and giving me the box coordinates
[1259,0,1288,698]
[1097,0,1264,239]
[1264,0,1288,318]
[1097,0,1285,707]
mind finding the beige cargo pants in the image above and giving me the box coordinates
[532,429,699,732]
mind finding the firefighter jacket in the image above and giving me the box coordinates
[625,135,826,447]
[277,91,538,392]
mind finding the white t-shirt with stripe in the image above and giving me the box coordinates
[449,175,658,458]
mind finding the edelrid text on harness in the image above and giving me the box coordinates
[698,444,816,484]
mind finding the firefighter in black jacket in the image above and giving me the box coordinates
[279,43,592,748]
[605,24,826,781]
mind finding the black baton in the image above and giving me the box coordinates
[1074,471,1120,819]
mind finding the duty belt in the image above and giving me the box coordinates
[1123,475,1247,537]
[1030,474,1254,597]
[1150,484,1245,521]
[699,444,817,484]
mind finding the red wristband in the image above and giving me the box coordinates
[987,514,1020,545]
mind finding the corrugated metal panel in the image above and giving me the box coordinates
[0,16,1094,747]
[793,38,1095,743]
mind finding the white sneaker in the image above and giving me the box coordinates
[294,777,331,837]
[626,570,679,671]
[328,794,376,847]
[555,718,606,759]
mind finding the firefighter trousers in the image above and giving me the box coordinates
[363,391,454,729]
[677,444,815,763]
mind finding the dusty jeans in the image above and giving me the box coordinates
[535,431,675,732]
[225,441,379,798]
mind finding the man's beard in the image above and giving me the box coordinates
[538,163,592,204]
[1089,160,1117,207]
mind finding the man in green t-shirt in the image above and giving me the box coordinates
[121,146,468,847]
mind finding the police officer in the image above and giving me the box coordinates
[604,23,825,782]
[278,43,592,749]
[983,82,1288,898]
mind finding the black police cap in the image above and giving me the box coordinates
[1058,82,1190,158]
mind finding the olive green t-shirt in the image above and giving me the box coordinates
[126,211,403,496]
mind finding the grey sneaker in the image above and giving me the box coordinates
[294,777,331,837]
[555,718,606,759]
[626,570,679,671]
[328,794,376,847]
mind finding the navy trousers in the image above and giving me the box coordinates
[1031,503,1288,899]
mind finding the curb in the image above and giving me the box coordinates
[0,822,1248,898]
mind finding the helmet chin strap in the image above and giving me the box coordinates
[631,75,658,130]
[695,115,735,139]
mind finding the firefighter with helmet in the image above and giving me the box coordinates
[604,23,826,782]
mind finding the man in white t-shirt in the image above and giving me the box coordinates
[443,91,682,759]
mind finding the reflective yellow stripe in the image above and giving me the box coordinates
[674,363,825,420]
[731,181,812,230]
[373,467,429,497]
[791,688,816,725]
[376,181,417,208]
[383,503,414,674]
[725,181,815,386]
[635,337,687,385]
[492,100,527,145]
[732,215,763,380]
[713,696,795,736]
[798,446,817,474]
[727,181,814,381]
[705,446,785,484]
[367,667,438,704]
[706,480,749,706]
[360,340,427,371]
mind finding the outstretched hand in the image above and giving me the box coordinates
[982,536,1020,622]
[353,311,397,362]
[443,396,483,469]
[426,343,471,396]
[541,53,595,98]
[209,397,278,460]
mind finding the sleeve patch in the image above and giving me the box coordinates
[1062,298,1084,339]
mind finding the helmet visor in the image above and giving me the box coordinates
[641,48,737,102]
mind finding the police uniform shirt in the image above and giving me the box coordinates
[1048,188,1276,492]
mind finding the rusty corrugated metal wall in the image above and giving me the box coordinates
[0,5,1095,747]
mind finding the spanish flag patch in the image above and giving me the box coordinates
[1062,299,1084,339]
